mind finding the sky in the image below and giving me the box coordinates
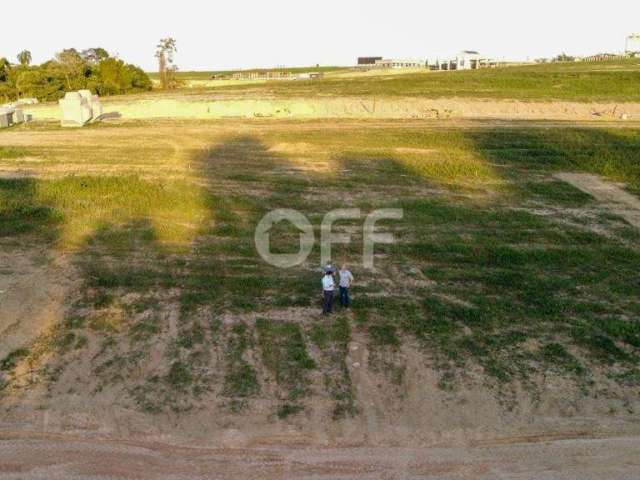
[3,1,639,71]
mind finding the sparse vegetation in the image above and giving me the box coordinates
[256,318,315,413]
[1,117,639,421]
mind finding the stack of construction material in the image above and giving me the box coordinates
[0,104,28,128]
[59,90,103,127]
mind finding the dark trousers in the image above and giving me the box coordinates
[339,286,350,307]
[323,290,334,314]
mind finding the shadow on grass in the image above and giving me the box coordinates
[464,126,640,195]
[0,177,60,241]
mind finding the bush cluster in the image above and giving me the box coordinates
[0,48,152,102]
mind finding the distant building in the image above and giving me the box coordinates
[226,70,324,81]
[374,58,425,69]
[580,53,628,62]
[626,34,640,54]
[428,51,500,70]
[357,57,383,66]
[455,50,482,70]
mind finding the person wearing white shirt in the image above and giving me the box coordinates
[322,271,335,315]
[338,264,354,308]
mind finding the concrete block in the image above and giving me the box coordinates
[59,90,103,126]
[90,96,103,120]
[13,109,24,124]
[0,108,14,128]
[0,111,10,128]
[59,92,93,127]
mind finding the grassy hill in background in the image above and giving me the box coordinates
[148,60,640,102]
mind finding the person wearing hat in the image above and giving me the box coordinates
[321,269,335,315]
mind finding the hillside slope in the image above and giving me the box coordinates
[1,120,640,446]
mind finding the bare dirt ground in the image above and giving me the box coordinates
[554,173,640,228]
[0,432,639,479]
[0,249,76,360]
[23,96,640,122]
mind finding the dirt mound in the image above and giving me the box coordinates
[25,96,640,122]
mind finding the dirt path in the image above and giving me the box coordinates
[0,432,638,479]
[555,173,640,228]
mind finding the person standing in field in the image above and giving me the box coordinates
[322,269,335,315]
[338,264,354,308]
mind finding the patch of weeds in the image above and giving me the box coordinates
[368,321,400,347]
[353,309,369,326]
[256,318,315,402]
[91,290,114,309]
[89,314,121,333]
[223,322,259,410]
[483,358,512,383]
[57,332,77,354]
[519,180,594,206]
[64,316,86,330]
[165,361,192,391]
[276,403,304,419]
[437,369,457,391]
[0,348,30,371]
[75,335,89,350]
[129,318,161,342]
[610,368,640,387]
[175,322,205,349]
[538,343,585,376]
[209,317,222,343]
[571,327,633,364]
[309,323,329,349]
[313,316,358,419]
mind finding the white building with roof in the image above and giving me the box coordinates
[626,34,640,54]
[455,50,482,70]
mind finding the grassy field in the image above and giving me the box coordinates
[144,60,640,102]
[1,119,640,417]
[148,65,351,81]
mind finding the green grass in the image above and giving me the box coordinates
[223,322,259,410]
[0,146,29,159]
[147,66,350,81]
[205,60,640,101]
[256,319,315,413]
[2,120,640,413]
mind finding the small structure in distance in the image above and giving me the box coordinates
[374,58,425,69]
[224,70,324,81]
[625,33,640,54]
[355,51,501,70]
[357,57,383,66]
[428,51,501,70]
[0,103,30,129]
[59,90,103,127]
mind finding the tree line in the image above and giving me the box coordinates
[0,47,152,102]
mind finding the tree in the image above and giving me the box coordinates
[155,37,178,89]
[55,48,87,89]
[554,52,575,63]
[17,50,32,66]
[0,57,10,82]
[81,47,110,64]
[0,48,150,102]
